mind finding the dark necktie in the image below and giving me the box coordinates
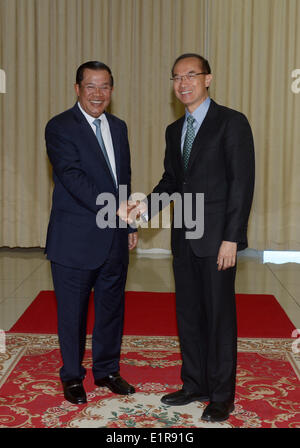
[182,115,195,171]
[93,118,117,187]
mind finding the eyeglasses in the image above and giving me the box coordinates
[82,84,112,93]
[170,72,208,83]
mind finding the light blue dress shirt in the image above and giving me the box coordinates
[181,97,211,153]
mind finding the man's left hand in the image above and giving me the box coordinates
[217,241,237,271]
[128,232,138,251]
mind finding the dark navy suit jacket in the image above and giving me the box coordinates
[45,103,133,269]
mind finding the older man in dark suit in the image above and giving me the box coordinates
[122,53,255,422]
[45,61,137,404]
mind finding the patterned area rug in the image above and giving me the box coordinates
[0,334,299,428]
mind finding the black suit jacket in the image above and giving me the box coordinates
[45,103,133,269]
[149,99,255,257]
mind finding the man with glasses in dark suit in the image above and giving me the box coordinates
[122,53,255,422]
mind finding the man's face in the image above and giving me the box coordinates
[172,57,212,113]
[74,68,113,118]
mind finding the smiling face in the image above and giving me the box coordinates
[74,68,113,118]
[172,57,212,113]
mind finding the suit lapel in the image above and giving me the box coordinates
[72,104,118,189]
[173,116,185,174]
[105,112,121,185]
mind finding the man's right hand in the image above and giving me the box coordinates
[117,200,137,222]
[117,200,147,224]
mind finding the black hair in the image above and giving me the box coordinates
[76,61,114,86]
[171,53,211,76]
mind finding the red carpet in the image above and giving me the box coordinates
[10,291,295,338]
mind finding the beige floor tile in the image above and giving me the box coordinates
[0,248,45,280]
[266,263,300,303]
[0,280,24,301]
[10,262,54,299]
[0,297,35,331]
[126,254,175,292]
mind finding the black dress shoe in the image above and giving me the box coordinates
[161,389,209,406]
[62,379,87,405]
[201,401,234,422]
[95,372,135,395]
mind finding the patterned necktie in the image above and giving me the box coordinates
[93,118,117,187]
[182,115,195,171]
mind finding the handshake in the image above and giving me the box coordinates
[117,200,148,226]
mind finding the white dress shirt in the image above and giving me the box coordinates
[77,102,118,186]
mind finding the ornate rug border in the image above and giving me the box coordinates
[1,333,299,383]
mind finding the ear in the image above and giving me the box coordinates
[205,74,213,88]
[74,83,80,97]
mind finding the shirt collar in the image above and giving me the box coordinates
[77,101,106,125]
[185,96,211,124]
